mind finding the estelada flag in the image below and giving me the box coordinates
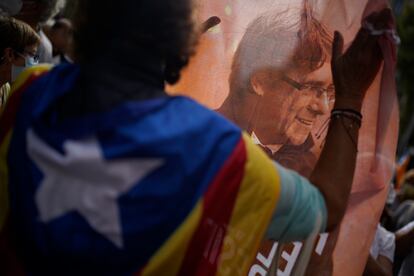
[0,64,283,275]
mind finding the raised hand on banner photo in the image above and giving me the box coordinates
[331,8,393,109]
[309,8,393,230]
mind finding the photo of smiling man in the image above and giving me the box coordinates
[217,6,333,177]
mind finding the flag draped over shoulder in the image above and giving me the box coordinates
[0,64,282,275]
[0,65,51,275]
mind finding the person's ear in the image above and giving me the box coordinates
[3,48,14,63]
[250,70,269,96]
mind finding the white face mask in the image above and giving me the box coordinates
[11,53,39,82]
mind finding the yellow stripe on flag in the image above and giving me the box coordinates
[0,65,51,231]
[11,65,52,94]
[217,133,281,276]
[142,201,203,276]
[0,132,13,230]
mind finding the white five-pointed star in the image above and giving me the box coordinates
[27,130,163,248]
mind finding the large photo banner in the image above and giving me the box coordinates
[169,0,399,275]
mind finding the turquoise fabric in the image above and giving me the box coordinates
[265,163,327,242]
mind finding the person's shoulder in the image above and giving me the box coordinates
[166,96,241,134]
[11,64,53,93]
[7,64,77,121]
[114,95,244,160]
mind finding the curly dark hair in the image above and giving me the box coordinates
[73,0,198,85]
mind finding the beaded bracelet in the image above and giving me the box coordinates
[331,109,362,121]
[330,109,362,151]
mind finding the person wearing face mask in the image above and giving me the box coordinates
[0,16,40,111]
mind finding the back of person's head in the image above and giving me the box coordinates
[73,0,198,85]
[229,3,332,97]
[37,0,66,23]
[51,17,71,31]
[0,16,40,62]
[15,0,66,27]
[49,17,72,53]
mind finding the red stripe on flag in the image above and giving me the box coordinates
[0,73,46,274]
[0,217,26,276]
[178,137,246,276]
[0,73,46,143]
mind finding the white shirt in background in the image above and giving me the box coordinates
[370,224,395,262]
[37,30,53,64]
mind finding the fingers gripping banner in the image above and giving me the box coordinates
[169,0,399,275]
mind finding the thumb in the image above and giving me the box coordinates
[331,31,344,64]
[201,16,221,33]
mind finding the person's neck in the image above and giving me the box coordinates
[251,132,283,153]
[82,49,166,92]
[217,92,261,133]
[54,49,168,120]
[254,125,289,146]
[219,95,285,152]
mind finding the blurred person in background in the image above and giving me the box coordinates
[382,170,414,231]
[0,16,40,110]
[364,224,395,276]
[395,220,414,275]
[14,0,66,63]
[364,220,414,276]
[47,18,73,64]
[397,170,414,202]
[364,219,414,276]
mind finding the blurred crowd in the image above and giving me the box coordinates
[0,0,73,111]
[366,148,414,276]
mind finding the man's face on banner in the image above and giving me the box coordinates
[253,62,334,146]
